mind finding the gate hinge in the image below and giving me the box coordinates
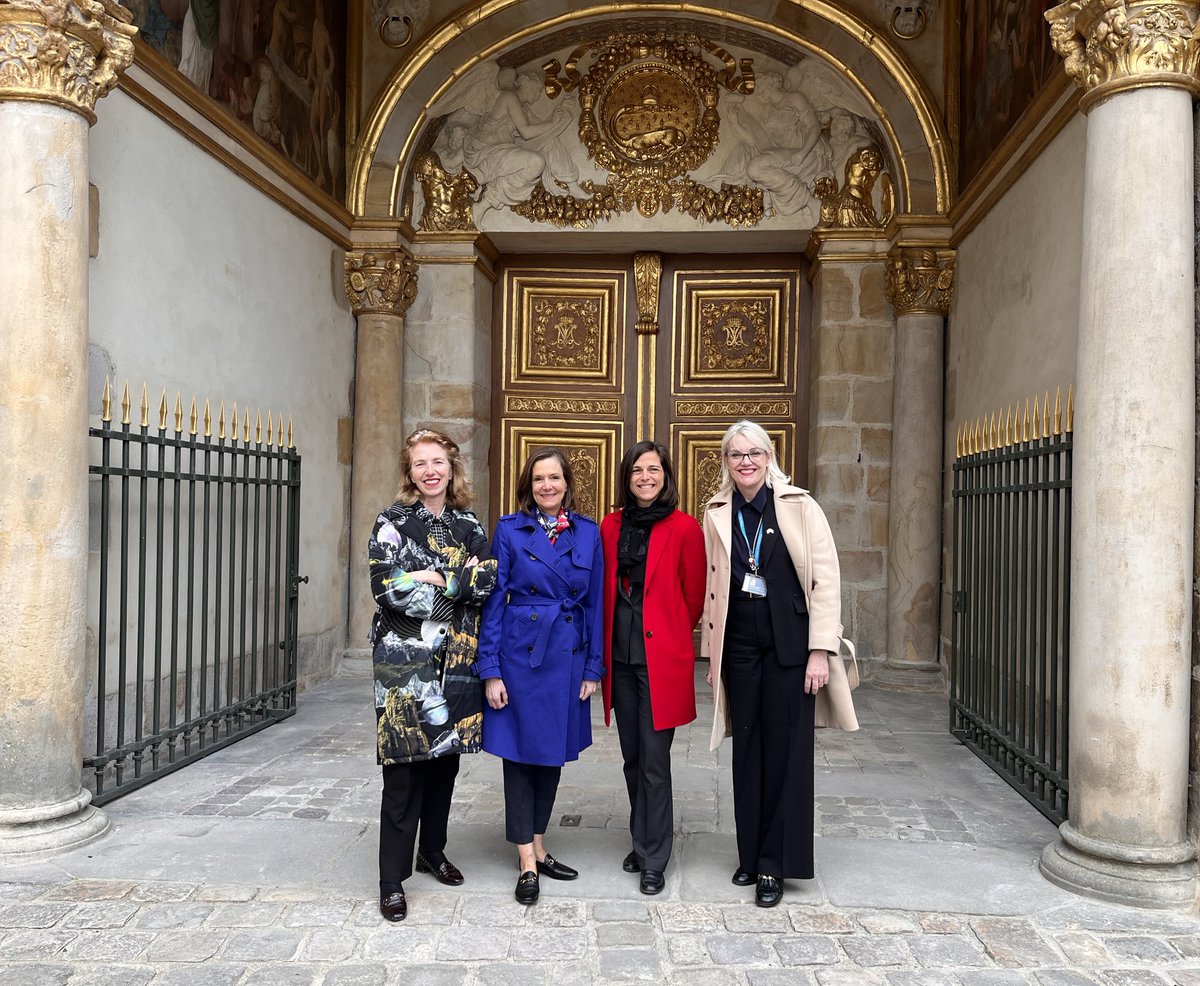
[952,590,967,613]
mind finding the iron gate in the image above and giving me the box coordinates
[950,389,1072,825]
[85,381,303,805]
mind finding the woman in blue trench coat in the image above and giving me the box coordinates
[476,447,605,904]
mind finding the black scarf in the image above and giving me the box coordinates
[616,501,674,575]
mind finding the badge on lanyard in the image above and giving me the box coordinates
[738,510,768,598]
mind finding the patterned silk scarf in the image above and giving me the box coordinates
[538,509,571,543]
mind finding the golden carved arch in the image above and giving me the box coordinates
[348,0,952,221]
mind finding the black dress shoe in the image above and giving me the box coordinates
[639,869,665,895]
[515,870,539,904]
[731,867,755,886]
[379,890,407,922]
[415,849,464,886]
[622,850,641,873]
[755,875,783,908]
[536,853,578,881]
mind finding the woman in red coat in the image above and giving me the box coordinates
[601,440,706,895]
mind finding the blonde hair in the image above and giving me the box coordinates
[718,419,791,489]
[396,428,473,509]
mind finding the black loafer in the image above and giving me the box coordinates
[639,869,665,895]
[536,853,578,881]
[622,850,641,873]
[379,890,407,922]
[731,867,755,886]
[755,875,782,908]
[416,849,464,886]
[515,870,539,904]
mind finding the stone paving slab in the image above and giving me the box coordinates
[2,675,1199,985]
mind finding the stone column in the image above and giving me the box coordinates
[1039,0,1200,908]
[875,246,955,693]
[0,1,135,857]
[344,250,419,658]
[806,231,894,664]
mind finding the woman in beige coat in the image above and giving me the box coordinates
[701,420,857,907]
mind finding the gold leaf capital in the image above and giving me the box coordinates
[344,249,419,317]
[0,0,137,123]
[1047,0,1200,109]
[885,247,956,317]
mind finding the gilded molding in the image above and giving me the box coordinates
[0,0,136,123]
[344,250,420,316]
[633,252,662,335]
[1046,0,1200,109]
[506,396,621,415]
[885,247,956,317]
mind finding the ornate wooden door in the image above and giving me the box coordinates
[491,254,809,521]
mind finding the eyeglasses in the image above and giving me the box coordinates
[725,448,767,464]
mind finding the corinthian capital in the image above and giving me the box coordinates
[344,250,419,317]
[1046,0,1200,109]
[885,247,956,317]
[0,0,136,122]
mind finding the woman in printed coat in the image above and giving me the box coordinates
[369,429,497,922]
[600,440,705,895]
[477,447,605,905]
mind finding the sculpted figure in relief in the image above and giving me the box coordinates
[426,62,580,227]
[415,118,480,232]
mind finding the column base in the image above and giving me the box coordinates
[1040,821,1198,910]
[337,647,373,678]
[870,662,946,694]
[0,789,109,859]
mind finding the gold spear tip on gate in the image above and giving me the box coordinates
[218,401,226,440]
[1023,398,1031,443]
[203,399,212,437]
[288,416,294,449]
[954,423,961,458]
[1053,387,1062,436]
[139,383,149,428]
[242,409,250,443]
[190,397,198,436]
[255,410,262,444]
[1041,392,1050,438]
[1066,384,1074,433]
[158,388,168,430]
[101,376,112,422]
[266,413,274,447]
[277,413,284,449]
[230,402,238,442]
[121,381,131,425]
[174,393,184,432]
[1005,405,1013,446]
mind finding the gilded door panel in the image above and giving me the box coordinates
[674,272,797,392]
[493,255,809,521]
[662,258,809,490]
[504,269,626,391]
[672,423,796,521]
[500,421,623,522]
[494,259,631,520]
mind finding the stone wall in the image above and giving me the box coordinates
[87,91,355,691]
[810,255,894,667]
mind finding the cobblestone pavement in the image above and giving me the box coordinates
[2,673,1198,985]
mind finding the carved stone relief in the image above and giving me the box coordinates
[414,27,892,234]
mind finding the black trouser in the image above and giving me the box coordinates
[723,594,815,880]
[502,759,562,845]
[379,754,460,888]
[612,658,676,871]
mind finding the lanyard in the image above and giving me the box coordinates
[737,509,764,574]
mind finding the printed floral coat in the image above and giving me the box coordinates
[369,502,497,765]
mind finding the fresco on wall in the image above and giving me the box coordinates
[959,0,1059,189]
[127,1,346,200]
